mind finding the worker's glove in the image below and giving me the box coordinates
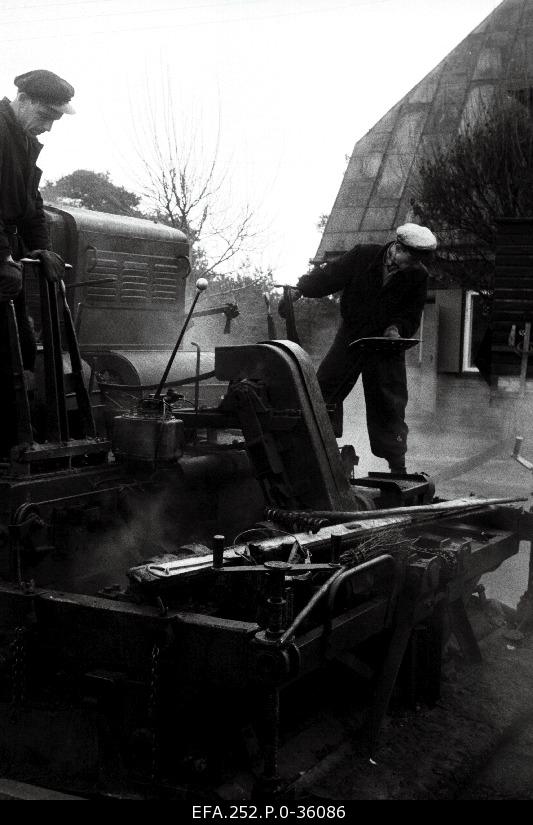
[278,287,302,319]
[27,249,65,283]
[383,325,401,339]
[0,258,22,302]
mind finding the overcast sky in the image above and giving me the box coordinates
[1,0,503,282]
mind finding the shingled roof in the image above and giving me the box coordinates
[315,0,533,260]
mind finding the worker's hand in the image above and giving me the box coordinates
[0,258,22,302]
[278,288,302,319]
[383,325,401,339]
[28,249,65,283]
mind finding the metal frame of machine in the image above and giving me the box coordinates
[0,228,532,799]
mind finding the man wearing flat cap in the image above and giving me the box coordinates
[0,69,75,455]
[280,224,437,474]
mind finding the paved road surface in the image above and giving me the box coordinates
[341,375,533,609]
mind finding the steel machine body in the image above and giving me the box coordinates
[0,207,530,799]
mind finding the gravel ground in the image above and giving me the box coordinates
[288,620,533,801]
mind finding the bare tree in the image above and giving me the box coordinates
[129,72,260,279]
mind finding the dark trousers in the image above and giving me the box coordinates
[316,323,408,466]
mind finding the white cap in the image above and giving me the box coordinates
[396,223,437,251]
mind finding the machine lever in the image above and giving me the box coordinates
[154,278,208,400]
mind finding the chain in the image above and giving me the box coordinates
[148,642,161,783]
[11,626,27,707]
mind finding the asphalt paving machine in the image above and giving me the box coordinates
[0,210,531,799]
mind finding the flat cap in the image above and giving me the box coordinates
[14,70,75,115]
[396,223,437,251]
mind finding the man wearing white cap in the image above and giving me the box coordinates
[0,70,75,456]
[281,223,437,473]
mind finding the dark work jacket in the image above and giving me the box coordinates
[296,243,428,339]
[0,97,50,258]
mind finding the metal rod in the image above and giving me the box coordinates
[278,567,347,647]
[322,554,398,647]
[278,555,395,648]
[212,535,225,569]
[270,496,528,525]
[97,371,216,393]
[39,274,62,441]
[513,436,533,472]
[74,301,83,337]
[58,279,97,438]
[48,280,70,441]
[20,258,72,269]
[326,555,395,615]
[520,322,531,397]
[191,342,201,415]
[65,277,117,289]
[153,279,208,399]
[6,301,33,446]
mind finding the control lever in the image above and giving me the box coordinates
[154,278,208,400]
